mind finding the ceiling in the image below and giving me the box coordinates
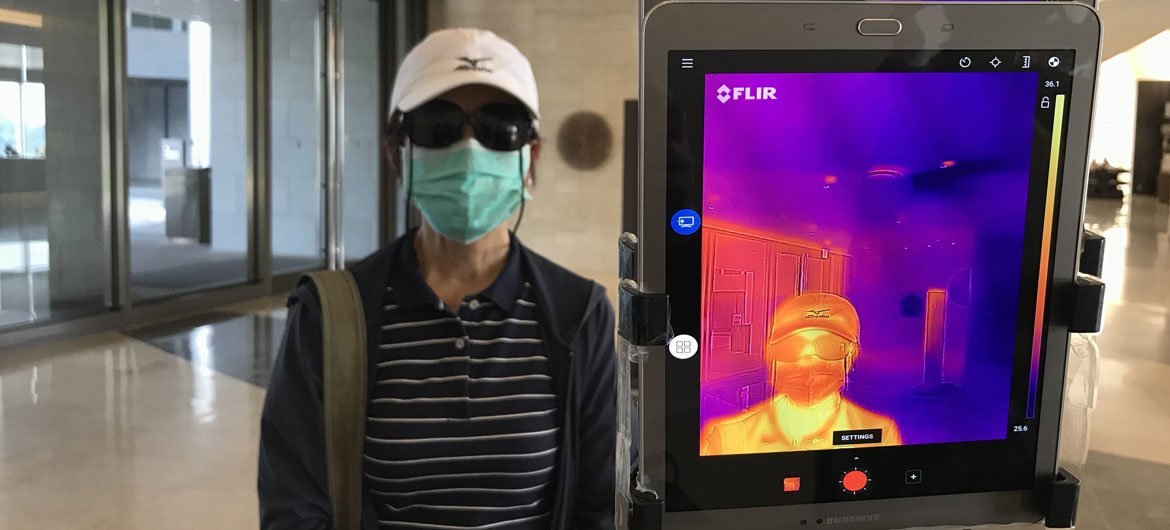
[1098,0,1170,60]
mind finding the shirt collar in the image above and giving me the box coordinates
[389,231,526,313]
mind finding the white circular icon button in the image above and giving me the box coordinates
[668,334,698,360]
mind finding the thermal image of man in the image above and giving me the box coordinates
[701,292,902,455]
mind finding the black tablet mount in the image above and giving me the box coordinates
[615,229,1106,530]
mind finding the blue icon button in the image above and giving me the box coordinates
[671,209,701,236]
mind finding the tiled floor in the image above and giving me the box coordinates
[0,333,266,529]
[127,311,285,388]
[0,196,1168,529]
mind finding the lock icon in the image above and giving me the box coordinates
[1041,96,1052,109]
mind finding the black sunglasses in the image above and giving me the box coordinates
[401,100,535,152]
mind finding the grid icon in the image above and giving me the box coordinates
[669,334,698,359]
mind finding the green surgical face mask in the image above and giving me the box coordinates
[407,138,532,244]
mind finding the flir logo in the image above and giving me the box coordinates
[716,84,777,104]
[824,514,882,525]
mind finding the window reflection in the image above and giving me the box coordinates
[0,43,46,159]
[0,3,106,329]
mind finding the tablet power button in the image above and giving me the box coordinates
[858,18,903,36]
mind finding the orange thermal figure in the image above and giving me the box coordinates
[701,293,902,455]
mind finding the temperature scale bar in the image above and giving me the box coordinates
[1027,93,1066,420]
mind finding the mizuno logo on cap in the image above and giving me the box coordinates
[455,57,493,73]
[805,309,831,319]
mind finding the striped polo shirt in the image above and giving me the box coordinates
[365,236,559,529]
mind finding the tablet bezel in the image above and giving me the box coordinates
[639,2,1100,528]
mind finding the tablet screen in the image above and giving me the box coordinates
[664,50,1074,510]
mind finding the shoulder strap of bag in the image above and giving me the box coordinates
[305,270,367,530]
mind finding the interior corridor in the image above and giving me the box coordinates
[0,196,1165,529]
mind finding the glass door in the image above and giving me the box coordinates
[125,0,250,300]
[270,0,326,273]
[339,0,381,263]
[0,2,108,329]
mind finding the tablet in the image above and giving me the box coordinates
[639,2,1100,528]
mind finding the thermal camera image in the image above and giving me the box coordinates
[698,72,1039,455]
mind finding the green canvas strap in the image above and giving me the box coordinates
[305,270,367,530]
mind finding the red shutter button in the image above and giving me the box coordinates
[842,469,870,494]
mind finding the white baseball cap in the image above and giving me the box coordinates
[390,28,540,123]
